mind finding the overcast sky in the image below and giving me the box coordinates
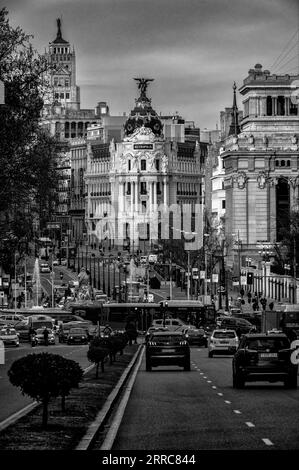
[5,0,299,129]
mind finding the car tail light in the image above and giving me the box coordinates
[149,341,156,346]
[180,340,187,346]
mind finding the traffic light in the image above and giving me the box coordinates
[247,272,253,285]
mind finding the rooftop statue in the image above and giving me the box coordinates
[133,78,154,97]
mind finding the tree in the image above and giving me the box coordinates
[8,353,83,427]
[87,337,110,378]
[0,8,59,274]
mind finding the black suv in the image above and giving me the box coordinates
[145,331,190,371]
[232,333,298,389]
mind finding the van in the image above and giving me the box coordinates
[151,318,188,331]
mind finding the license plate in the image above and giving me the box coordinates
[162,348,175,353]
[260,353,277,358]
[219,341,229,344]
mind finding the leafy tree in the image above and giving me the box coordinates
[0,8,59,273]
[8,353,83,427]
[87,337,110,377]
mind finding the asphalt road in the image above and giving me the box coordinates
[112,347,299,450]
[0,341,90,424]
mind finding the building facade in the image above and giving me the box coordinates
[222,64,299,269]
[85,79,206,252]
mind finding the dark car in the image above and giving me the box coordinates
[145,331,190,371]
[184,326,208,347]
[145,326,169,344]
[58,321,92,343]
[232,333,298,389]
[219,316,255,336]
[66,327,89,345]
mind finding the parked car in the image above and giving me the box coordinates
[58,321,92,343]
[40,263,51,273]
[208,329,239,357]
[32,328,56,346]
[13,321,31,341]
[140,255,148,265]
[0,327,19,347]
[60,258,67,266]
[148,254,158,264]
[145,330,190,371]
[67,327,89,345]
[229,307,242,315]
[218,316,255,336]
[184,326,208,347]
[232,332,298,389]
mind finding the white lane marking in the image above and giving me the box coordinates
[262,438,274,446]
[200,372,204,375]
[207,380,212,383]
[217,392,223,396]
[233,410,242,414]
[224,400,231,404]
[246,422,255,428]
[212,385,217,389]
[203,376,207,379]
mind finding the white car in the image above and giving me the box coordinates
[0,327,19,347]
[140,256,148,264]
[52,260,59,266]
[60,259,67,266]
[40,263,51,273]
[208,329,239,357]
[148,254,158,264]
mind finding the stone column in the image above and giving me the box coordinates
[131,182,134,215]
[135,180,138,213]
[123,182,126,213]
[153,181,157,208]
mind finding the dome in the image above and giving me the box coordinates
[124,78,163,137]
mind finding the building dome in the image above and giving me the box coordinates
[124,78,163,137]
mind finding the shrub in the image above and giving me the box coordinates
[8,353,83,427]
[87,337,110,377]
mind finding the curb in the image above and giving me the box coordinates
[76,344,143,450]
[0,362,95,434]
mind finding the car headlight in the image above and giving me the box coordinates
[82,336,86,339]
[69,336,73,340]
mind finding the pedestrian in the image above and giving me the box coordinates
[125,320,138,345]
[43,327,49,346]
[269,301,274,311]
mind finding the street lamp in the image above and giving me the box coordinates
[232,231,242,291]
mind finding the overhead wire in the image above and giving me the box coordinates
[269,27,299,71]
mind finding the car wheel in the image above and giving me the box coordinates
[184,360,191,371]
[208,351,213,358]
[146,358,152,371]
[233,372,245,389]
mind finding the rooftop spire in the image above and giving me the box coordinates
[228,81,240,136]
[56,18,62,40]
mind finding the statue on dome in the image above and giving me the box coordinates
[134,78,154,98]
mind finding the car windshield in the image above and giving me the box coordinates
[36,328,51,334]
[246,337,289,351]
[69,328,85,334]
[213,331,236,339]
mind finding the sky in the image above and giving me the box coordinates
[4,0,299,129]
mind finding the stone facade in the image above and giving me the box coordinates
[222,64,299,269]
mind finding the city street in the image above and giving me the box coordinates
[112,347,299,450]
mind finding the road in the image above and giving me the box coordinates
[0,342,90,424]
[112,347,299,450]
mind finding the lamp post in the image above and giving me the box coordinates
[14,252,17,314]
[169,251,173,300]
[92,253,96,288]
[97,257,101,290]
[102,258,106,294]
[232,231,242,291]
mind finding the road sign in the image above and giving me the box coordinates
[200,271,205,279]
[212,274,219,283]
[47,223,61,229]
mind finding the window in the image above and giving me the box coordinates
[141,201,147,213]
[222,200,226,209]
[155,159,160,171]
[55,93,59,100]
[141,159,146,171]
[287,160,290,167]
[65,79,70,87]
[281,160,285,167]
[128,160,131,171]
[126,182,131,195]
[277,96,285,116]
[60,93,64,99]
[140,182,147,195]
[266,96,272,116]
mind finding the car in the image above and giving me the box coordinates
[218,316,255,336]
[60,258,67,266]
[0,314,26,325]
[67,327,89,345]
[32,328,56,346]
[145,330,190,371]
[0,327,19,347]
[13,321,31,341]
[208,329,239,357]
[140,255,148,264]
[52,260,59,266]
[232,332,298,389]
[148,254,158,264]
[145,326,169,343]
[184,326,208,347]
[230,307,242,315]
[151,318,188,332]
[40,263,51,273]
[58,321,92,343]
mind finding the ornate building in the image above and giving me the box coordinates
[222,64,299,269]
[85,79,206,251]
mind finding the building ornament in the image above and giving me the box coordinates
[291,135,297,144]
[235,171,248,189]
[161,154,168,173]
[123,125,158,143]
[248,134,254,144]
[257,171,269,189]
[289,176,299,188]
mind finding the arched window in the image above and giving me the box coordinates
[275,160,279,167]
[287,160,291,167]
[281,160,285,167]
